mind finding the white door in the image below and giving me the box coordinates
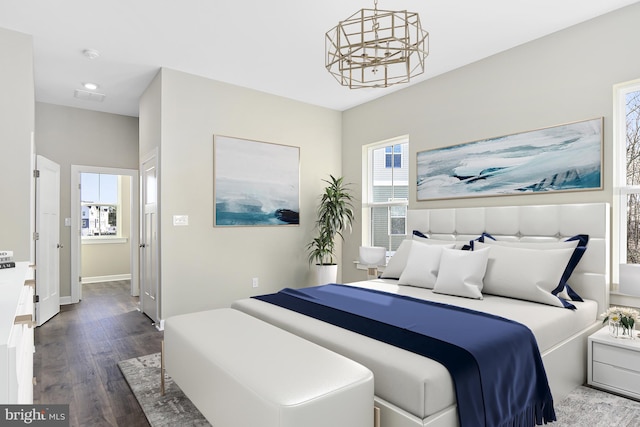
[35,155,60,326]
[140,153,159,323]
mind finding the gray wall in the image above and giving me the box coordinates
[341,3,640,283]
[0,28,34,261]
[35,103,139,297]
[140,68,342,319]
[139,71,161,160]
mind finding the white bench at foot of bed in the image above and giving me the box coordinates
[164,308,375,427]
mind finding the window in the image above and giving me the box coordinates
[364,138,409,253]
[389,204,407,236]
[615,79,640,266]
[81,173,120,238]
[385,145,402,168]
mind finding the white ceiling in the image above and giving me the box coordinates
[1,0,638,117]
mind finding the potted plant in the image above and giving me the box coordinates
[307,175,355,284]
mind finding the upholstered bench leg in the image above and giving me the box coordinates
[160,339,165,396]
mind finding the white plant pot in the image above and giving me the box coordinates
[315,264,338,285]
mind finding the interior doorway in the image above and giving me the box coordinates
[70,166,139,303]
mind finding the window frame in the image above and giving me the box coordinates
[614,78,640,281]
[362,136,409,253]
[80,173,124,243]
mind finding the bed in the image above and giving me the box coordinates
[231,203,610,427]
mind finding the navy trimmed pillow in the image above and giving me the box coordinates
[412,230,467,249]
[468,232,496,250]
[475,234,589,303]
[555,234,588,301]
[475,242,578,309]
[412,230,428,239]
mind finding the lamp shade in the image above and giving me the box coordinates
[358,246,387,267]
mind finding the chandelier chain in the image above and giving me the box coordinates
[372,0,380,73]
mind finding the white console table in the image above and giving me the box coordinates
[588,325,640,400]
[0,262,35,404]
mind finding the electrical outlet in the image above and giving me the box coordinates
[252,277,259,288]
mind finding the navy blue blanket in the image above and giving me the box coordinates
[253,284,556,427]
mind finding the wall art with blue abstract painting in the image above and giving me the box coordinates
[416,117,603,201]
[214,135,300,226]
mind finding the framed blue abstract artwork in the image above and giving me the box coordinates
[416,117,603,201]
[214,135,300,226]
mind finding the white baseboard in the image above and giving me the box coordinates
[82,274,131,284]
[60,296,73,305]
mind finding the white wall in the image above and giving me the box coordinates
[141,68,342,319]
[0,28,34,261]
[341,3,640,283]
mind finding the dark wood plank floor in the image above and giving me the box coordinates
[34,281,163,427]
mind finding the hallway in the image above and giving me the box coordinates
[34,281,163,426]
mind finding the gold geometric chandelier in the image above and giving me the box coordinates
[325,0,429,89]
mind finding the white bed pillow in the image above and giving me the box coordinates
[480,239,579,250]
[475,241,576,308]
[478,237,585,301]
[433,247,490,299]
[379,239,413,279]
[413,233,466,249]
[398,242,455,288]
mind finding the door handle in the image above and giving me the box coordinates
[139,243,147,248]
[56,243,63,249]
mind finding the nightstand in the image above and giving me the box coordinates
[588,325,640,400]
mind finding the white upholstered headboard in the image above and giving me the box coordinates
[407,203,610,314]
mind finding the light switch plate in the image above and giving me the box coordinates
[173,215,189,226]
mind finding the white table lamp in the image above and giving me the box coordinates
[359,246,387,280]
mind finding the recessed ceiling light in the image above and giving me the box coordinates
[83,82,99,90]
[82,49,100,60]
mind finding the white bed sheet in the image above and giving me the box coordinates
[231,279,598,420]
[349,279,598,352]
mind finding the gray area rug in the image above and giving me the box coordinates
[118,353,211,427]
[554,385,640,427]
[119,353,640,427]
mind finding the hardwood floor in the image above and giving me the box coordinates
[34,281,163,427]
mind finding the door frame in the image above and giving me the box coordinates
[70,165,139,303]
[29,133,36,265]
[140,148,161,325]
